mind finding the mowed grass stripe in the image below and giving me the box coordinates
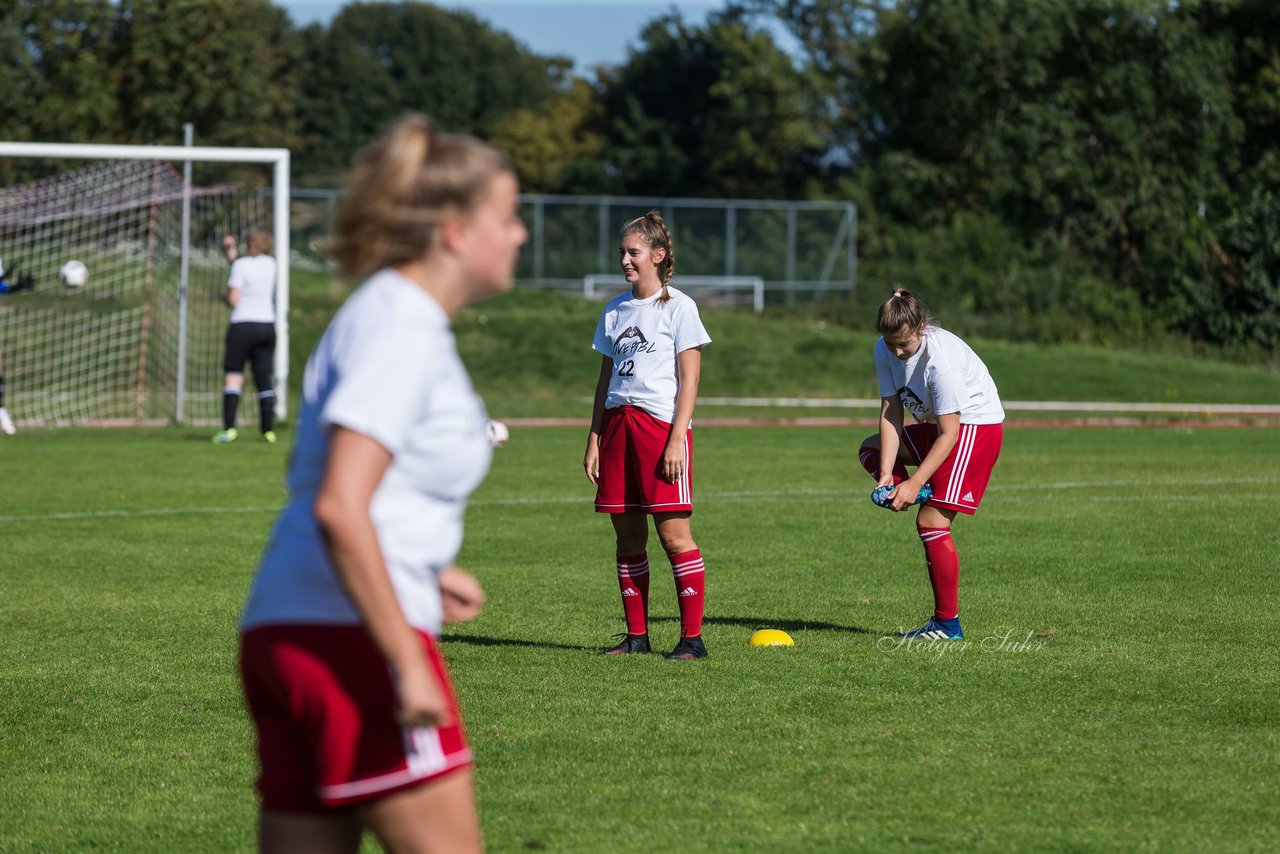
[3,473,1278,523]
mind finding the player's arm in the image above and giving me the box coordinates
[583,355,612,484]
[891,411,960,510]
[225,286,241,309]
[439,564,485,623]
[313,426,451,728]
[662,346,702,483]
[877,395,905,489]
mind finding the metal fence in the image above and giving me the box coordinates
[291,191,857,307]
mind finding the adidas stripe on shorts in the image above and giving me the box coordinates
[240,624,471,812]
[595,405,693,514]
[902,422,1003,515]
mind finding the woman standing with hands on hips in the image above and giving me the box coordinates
[238,114,526,853]
[858,287,1004,641]
[584,212,713,660]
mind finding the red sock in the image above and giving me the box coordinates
[616,553,650,635]
[918,527,959,620]
[859,446,908,484]
[669,549,705,638]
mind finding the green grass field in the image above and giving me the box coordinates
[287,281,1280,420]
[1,424,1276,851]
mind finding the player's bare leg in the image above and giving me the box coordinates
[610,511,648,554]
[653,512,695,556]
[259,809,362,854]
[359,769,482,854]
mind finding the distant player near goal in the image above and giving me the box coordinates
[583,211,713,660]
[858,287,1005,641]
[213,225,278,444]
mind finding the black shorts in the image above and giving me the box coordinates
[223,322,276,378]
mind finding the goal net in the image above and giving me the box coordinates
[0,142,289,427]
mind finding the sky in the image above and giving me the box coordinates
[279,1,732,74]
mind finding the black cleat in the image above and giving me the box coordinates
[664,635,708,660]
[600,633,650,655]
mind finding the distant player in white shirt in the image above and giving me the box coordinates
[858,287,1005,642]
[213,225,278,444]
[584,211,713,660]
[238,114,526,853]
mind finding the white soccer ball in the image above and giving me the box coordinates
[59,260,88,289]
[486,419,509,447]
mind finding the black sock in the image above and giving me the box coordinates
[258,390,276,433]
[0,370,6,408]
[222,389,241,430]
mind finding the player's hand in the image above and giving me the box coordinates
[583,438,600,484]
[439,565,485,623]
[876,473,895,490]
[394,659,452,729]
[890,480,921,511]
[661,443,684,484]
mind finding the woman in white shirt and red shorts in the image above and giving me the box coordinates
[858,287,1005,641]
[238,114,527,853]
[583,211,713,660]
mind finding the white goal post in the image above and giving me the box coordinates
[582,274,765,313]
[0,140,290,426]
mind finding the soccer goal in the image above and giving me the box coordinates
[582,274,765,312]
[0,140,289,427]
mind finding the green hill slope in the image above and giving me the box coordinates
[287,277,1280,418]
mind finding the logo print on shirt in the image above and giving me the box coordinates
[898,386,927,420]
[613,326,657,357]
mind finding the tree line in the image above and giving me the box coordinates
[2,0,1276,356]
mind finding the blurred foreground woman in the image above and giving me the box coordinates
[238,113,526,853]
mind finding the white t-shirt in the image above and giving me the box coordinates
[227,254,276,324]
[875,326,1004,425]
[240,270,492,637]
[591,285,711,424]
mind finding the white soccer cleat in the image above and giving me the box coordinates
[0,407,15,435]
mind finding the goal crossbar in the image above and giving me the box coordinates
[0,141,291,421]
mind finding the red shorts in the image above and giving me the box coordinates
[595,405,693,514]
[902,422,1003,515]
[240,624,471,813]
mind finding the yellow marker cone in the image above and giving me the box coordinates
[749,629,794,647]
